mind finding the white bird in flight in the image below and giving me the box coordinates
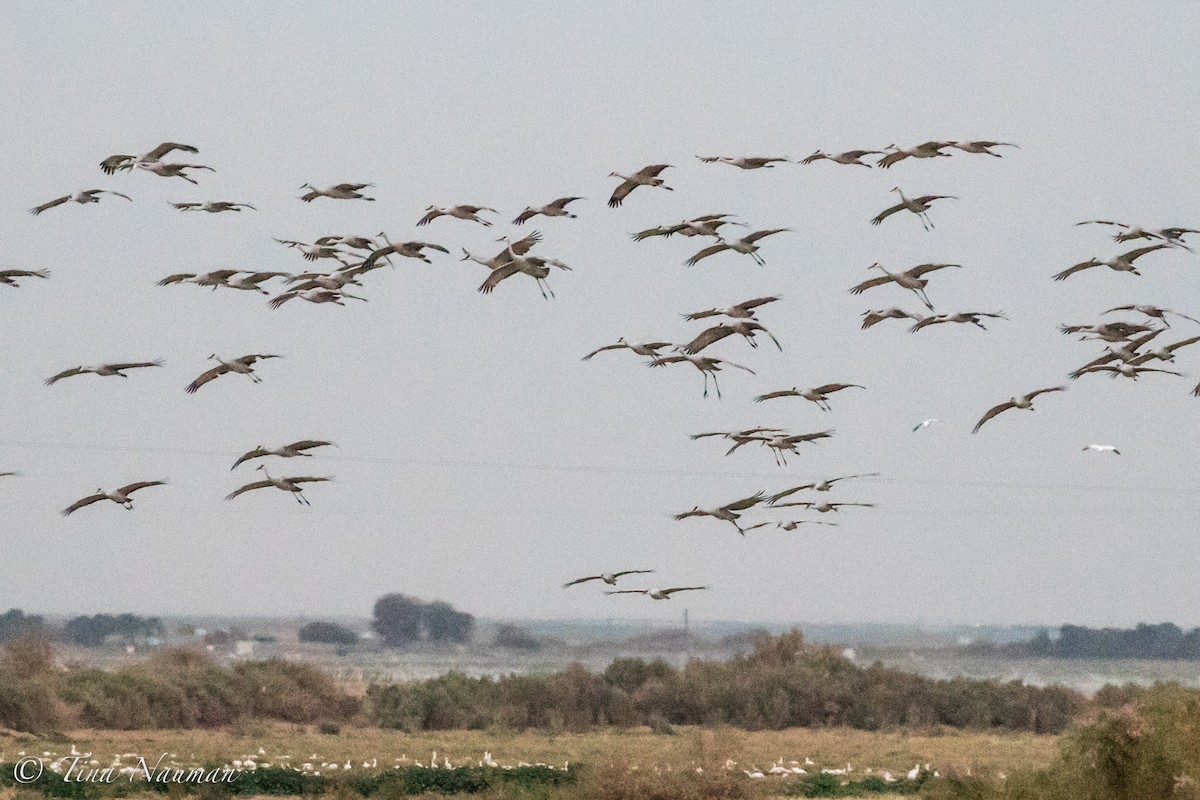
[913,419,941,432]
[1082,444,1120,455]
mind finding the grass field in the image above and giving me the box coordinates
[2,723,1059,778]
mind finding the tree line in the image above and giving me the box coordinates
[967,622,1200,660]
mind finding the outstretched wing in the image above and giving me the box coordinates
[743,228,791,244]
[685,243,731,266]
[226,480,272,500]
[62,493,106,516]
[479,263,521,294]
[607,178,638,208]
[562,575,602,588]
[870,202,906,225]
[753,389,799,402]
[1053,260,1101,282]
[185,364,229,394]
[972,401,1017,434]
[145,142,199,160]
[117,480,167,496]
[682,325,735,354]
[45,367,86,386]
[29,195,71,215]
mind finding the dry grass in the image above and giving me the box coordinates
[9,723,1058,777]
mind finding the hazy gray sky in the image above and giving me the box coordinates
[2,1,1198,627]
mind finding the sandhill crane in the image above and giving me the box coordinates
[62,481,167,516]
[861,308,926,329]
[871,188,956,230]
[649,351,755,398]
[607,164,673,208]
[632,214,743,241]
[284,271,363,292]
[29,189,131,215]
[769,474,879,502]
[1103,305,1200,327]
[274,238,354,264]
[773,501,874,514]
[972,387,1067,434]
[299,183,374,202]
[362,235,450,269]
[778,520,839,530]
[876,141,955,168]
[1,268,51,287]
[851,262,960,309]
[158,269,242,290]
[1053,245,1170,281]
[225,272,292,293]
[1129,335,1200,365]
[478,242,571,299]
[226,465,332,505]
[692,429,787,461]
[1069,331,1164,378]
[684,296,780,321]
[754,384,864,411]
[605,586,707,600]
[418,205,497,226]
[100,142,198,174]
[45,360,163,386]
[752,430,836,465]
[460,231,543,271]
[186,354,281,394]
[682,321,781,354]
[171,201,255,213]
[135,161,215,183]
[513,196,583,224]
[950,140,1019,157]
[582,338,673,361]
[269,288,366,309]
[1061,321,1157,343]
[563,570,654,588]
[685,228,791,266]
[909,311,1007,333]
[315,235,378,252]
[800,149,884,167]
[231,440,335,470]
[913,419,940,432]
[1083,444,1120,455]
[1077,220,1199,249]
[696,155,790,169]
[674,491,767,535]
[1073,363,1183,380]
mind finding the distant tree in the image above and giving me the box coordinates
[372,594,424,647]
[422,601,474,643]
[299,621,359,646]
[1,634,56,679]
[0,609,46,644]
[494,624,541,651]
[63,614,163,647]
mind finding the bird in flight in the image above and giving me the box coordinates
[62,481,168,516]
[45,360,163,386]
[972,387,1067,434]
[231,440,336,470]
[513,196,584,224]
[607,164,673,208]
[870,187,957,230]
[696,155,790,169]
[186,354,281,394]
[605,586,708,600]
[226,465,332,505]
[754,384,864,411]
[1,269,51,288]
[100,141,199,174]
[913,418,941,432]
[29,189,131,215]
[563,570,654,588]
[1082,444,1120,455]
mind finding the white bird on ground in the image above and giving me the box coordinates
[45,360,163,386]
[607,164,673,207]
[563,570,654,588]
[186,354,281,394]
[29,189,131,215]
[231,440,336,470]
[226,465,332,505]
[1083,444,1120,455]
[62,481,168,516]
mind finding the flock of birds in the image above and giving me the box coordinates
[6,137,1199,605]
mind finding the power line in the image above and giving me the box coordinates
[1,438,1195,496]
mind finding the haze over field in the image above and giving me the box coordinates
[1,1,1198,625]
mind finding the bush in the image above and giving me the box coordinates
[299,622,359,647]
[493,624,541,651]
